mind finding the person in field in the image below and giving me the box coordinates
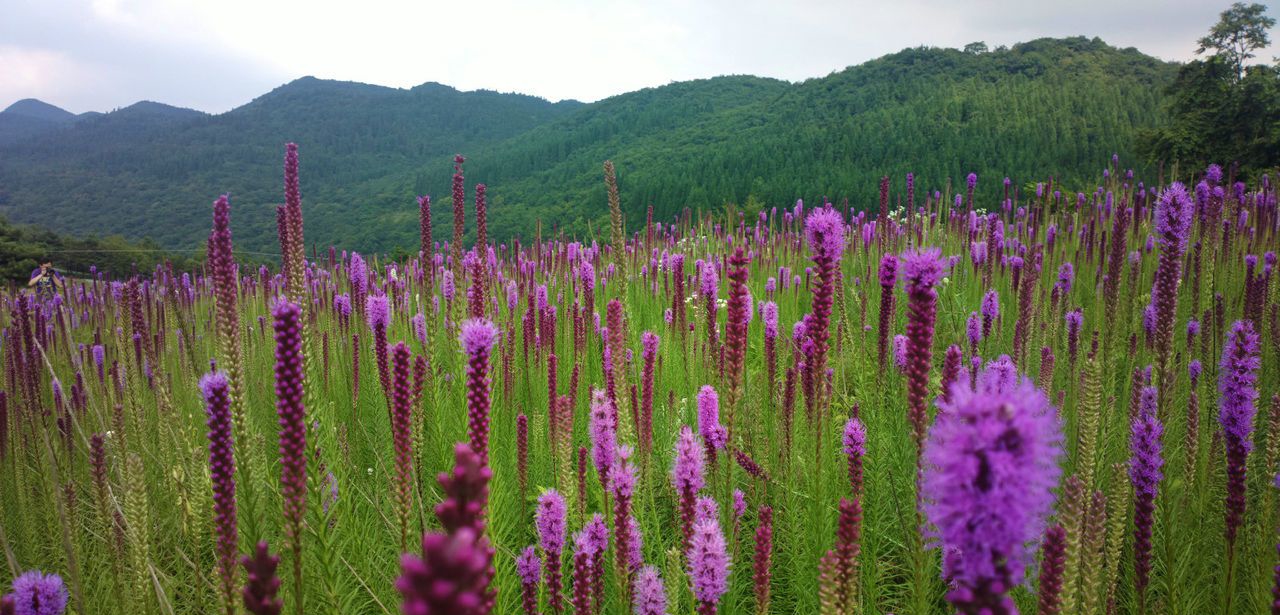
[28,261,64,300]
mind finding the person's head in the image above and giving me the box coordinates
[40,262,52,271]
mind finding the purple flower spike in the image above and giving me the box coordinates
[272,301,307,562]
[201,370,238,613]
[459,318,499,463]
[633,565,667,615]
[687,515,731,613]
[1220,320,1260,547]
[9,570,67,615]
[924,367,1063,611]
[697,385,728,452]
[396,528,494,615]
[1130,385,1163,601]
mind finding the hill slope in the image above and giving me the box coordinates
[0,37,1176,253]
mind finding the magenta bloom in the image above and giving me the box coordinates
[397,528,494,615]
[588,388,618,482]
[201,370,238,613]
[273,300,307,559]
[536,490,567,555]
[633,565,667,615]
[761,301,779,339]
[241,541,282,615]
[1130,385,1163,599]
[804,207,845,263]
[843,415,866,495]
[697,385,728,452]
[459,318,499,463]
[902,247,946,451]
[9,570,67,615]
[1219,320,1261,546]
[687,516,731,611]
[672,426,706,548]
[892,334,909,370]
[365,294,390,331]
[980,289,999,337]
[923,368,1063,610]
[516,546,540,615]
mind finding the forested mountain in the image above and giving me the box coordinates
[0,37,1177,254]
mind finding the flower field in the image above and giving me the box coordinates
[0,147,1276,615]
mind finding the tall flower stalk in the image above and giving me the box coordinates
[272,301,307,615]
[390,342,415,551]
[902,248,945,456]
[460,319,499,464]
[201,371,238,615]
[1150,183,1193,411]
[1130,385,1163,614]
[1219,319,1260,612]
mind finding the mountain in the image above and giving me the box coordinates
[0,37,1177,254]
[0,99,81,146]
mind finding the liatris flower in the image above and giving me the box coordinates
[980,289,999,339]
[700,260,720,353]
[762,301,779,389]
[460,318,499,464]
[580,514,610,611]
[589,388,618,484]
[843,416,866,496]
[832,497,863,614]
[877,253,898,374]
[201,371,238,615]
[966,312,982,355]
[366,294,392,399]
[902,247,946,454]
[633,565,667,615]
[892,334,909,371]
[754,505,774,615]
[1130,385,1162,607]
[536,490,567,614]
[570,532,595,615]
[208,195,247,455]
[687,516,731,614]
[610,449,639,594]
[390,342,415,550]
[418,195,433,282]
[1065,310,1083,367]
[8,571,67,615]
[1219,320,1260,549]
[697,385,728,462]
[923,369,1063,614]
[272,300,307,611]
[640,331,658,458]
[516,546,540,615]
[1037,524,1067,615]
[1,593,12,615]
[805,207,844,414]
[672,426,706,548]
[1150,182,1193,403]
[940,344,963,404]
[733,449,768,482]
[242,541,283,615]
[451,154,466,270]
[436,443,491,536]
[281,144,306,304]
[723,247,751,412]
[397,527,494,615]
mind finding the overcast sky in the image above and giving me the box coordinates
[1,0,1275,114]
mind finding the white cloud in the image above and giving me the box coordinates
[0,0,1275,113]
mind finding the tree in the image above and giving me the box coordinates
[963,42,989,54]
[1197,2,1276,80]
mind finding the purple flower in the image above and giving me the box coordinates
[687,517,731,608]
[459,318,499,463]
[632,565,667,615]
[396,528,494,615]
[273,301,307,556]
[412,312,427,347]
[892,334,909,370]
[1189,360,1203,386]
[1130,385,1163,597]
[536,490,567,555]
[672,426,706,494]
[1220,320,1261,546]
[588,388,618,481]
[201,370,238,612]
[761,301,779,340]
[804,207,845,263]
[1206,163,1223,184]
[365,293,390,332]
[581,513,610,557]
[1056,262,1074,295]
[699,261,719,297]
[733,489,746,519]
[697,385,728,451]
[843,415,866,495]
[515,546,541,585]
[966,312,982,351]
[9,571,67,615]
[923,368,1063,597]
[695,495,720,523]
[241,541,282,615]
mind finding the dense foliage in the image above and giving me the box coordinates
[0,37,1175,254]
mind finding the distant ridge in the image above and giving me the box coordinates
[0,36,1178,253]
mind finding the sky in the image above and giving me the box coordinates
[1,0,1275,115]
